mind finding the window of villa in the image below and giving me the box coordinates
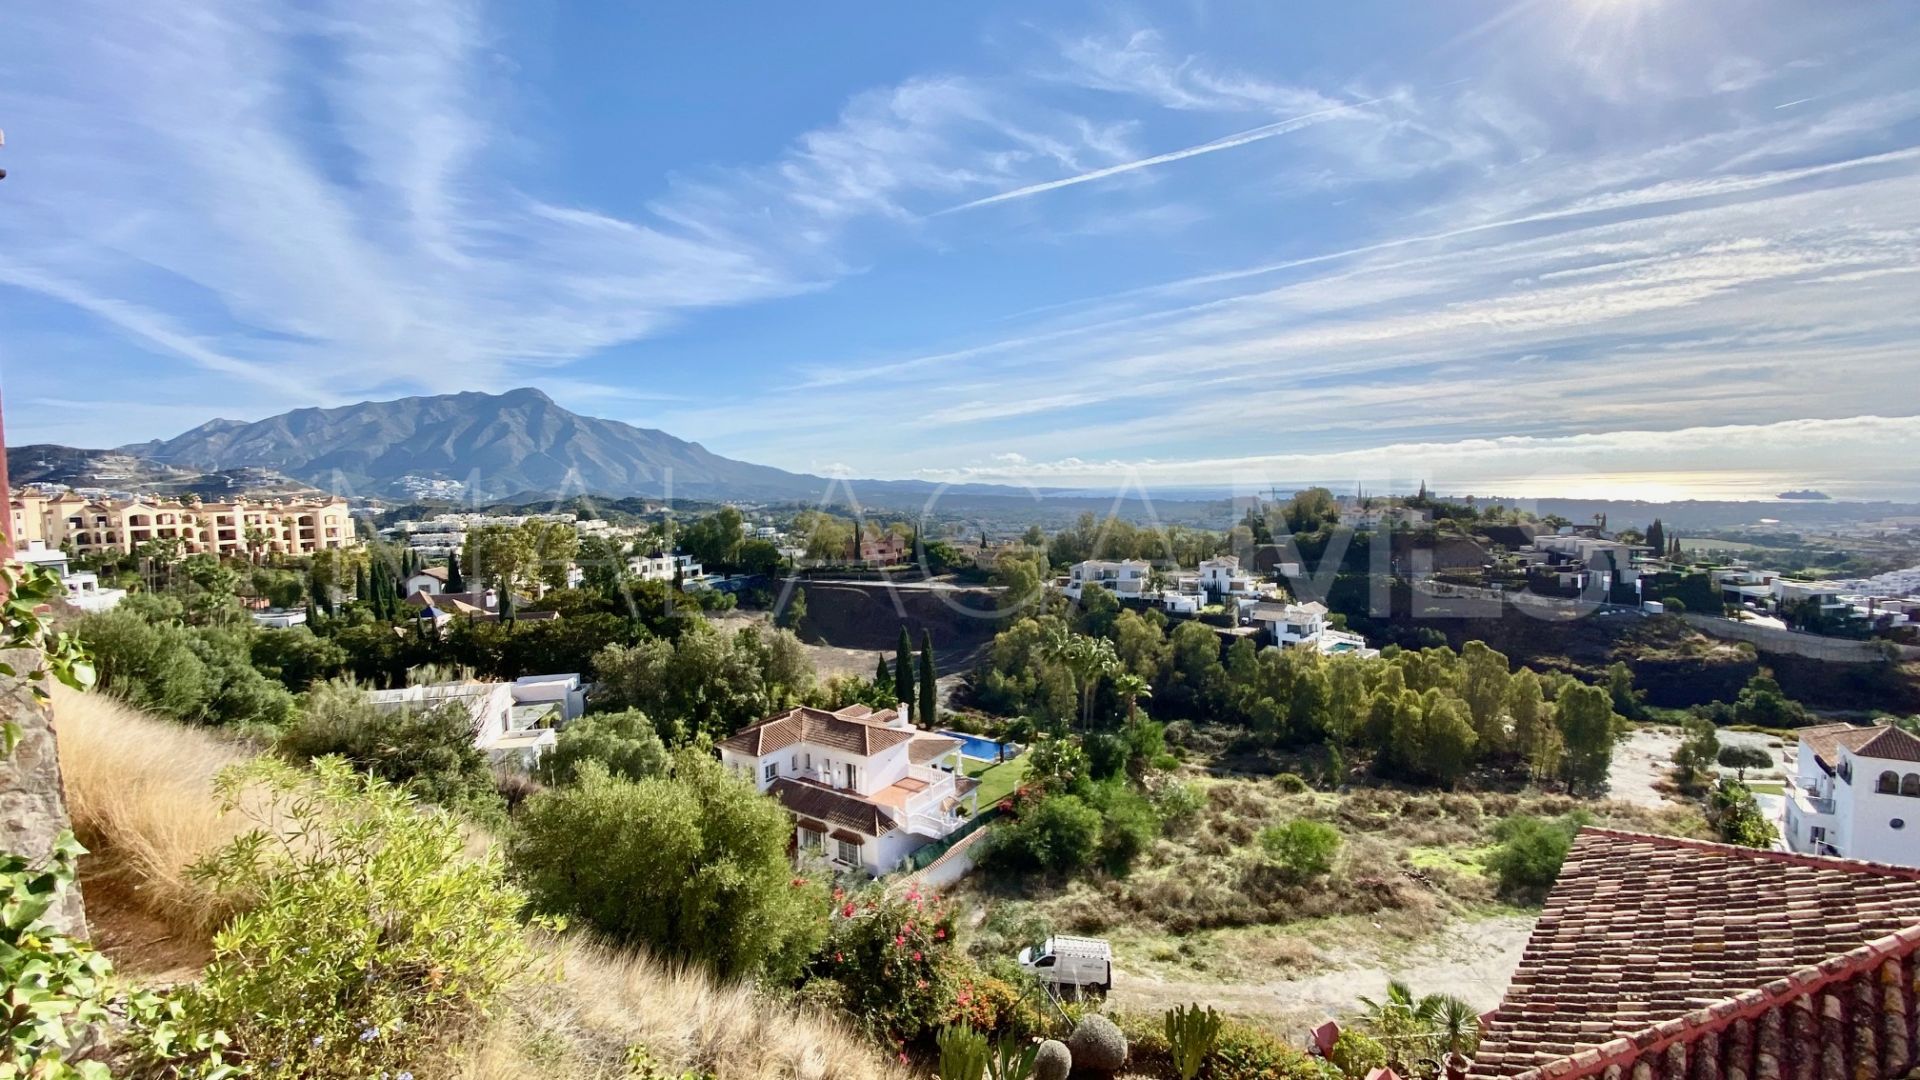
[1903,774,1920,797]
[1879,771,1900,794]
[763,761,778,783]
[835,839,861,865]
[799,828,824,851]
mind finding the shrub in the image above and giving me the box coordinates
[1259,819,1343,878]
[987,794,1103,875]
[1091,784,1160,877]
[1273,772,1309,793]
[536,707,668,785]
[1033,1040,1071,1080]
[1147,779,1205,833]
[163,757,541,1080]
[1485,813,1587,898]
[2,833,123,1079]
[813,886,959,1042]
[1066,1013,1128,1073]
[1329,1029,1387,1077]
[511,753,825,982]
[278,679,502,819]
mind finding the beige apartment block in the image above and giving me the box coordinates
[10,491,356,558]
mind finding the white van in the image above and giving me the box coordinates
[1018,936,1112,993]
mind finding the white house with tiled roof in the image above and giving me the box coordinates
[718,704,979,876]
[1786,722,1920,866]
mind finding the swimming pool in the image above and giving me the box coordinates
[939,728,1020,761]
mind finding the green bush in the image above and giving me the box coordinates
[1091,783,1160,877]
[165,757,541,1080]
[1329,1029,1387,1077]
[510,752,825,982]
[1485,813,1588,898]
[536,707,668,785]
[2,833,127,1079]
[75,599,294,729]
[278,679,502,819]
[986,794,1104,875]
[1259,819,1343,878]
[1273,772,1309,793]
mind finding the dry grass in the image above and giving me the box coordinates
[462,939,912,1080]
[50,683,255,945]
[50,686,907,1080]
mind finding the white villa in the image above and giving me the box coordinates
[719,704,980,876]
[1248,601,1378,658]
[363,678,574,770]
[629,550,706,588]
[1063,555,1279,616]
[1062,559,1151,601]
[1785,723,1920,867]
[13,539,125,612]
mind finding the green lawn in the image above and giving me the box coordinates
[966,753,1030,809]
[1746,781,1785,796]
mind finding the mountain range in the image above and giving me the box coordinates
[107,388,833,502]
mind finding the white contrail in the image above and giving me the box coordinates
[1774,97,1814,109]
[939,97,1384,213]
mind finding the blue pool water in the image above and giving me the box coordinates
[939,729,1020,761]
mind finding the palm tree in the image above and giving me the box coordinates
[1112,673,1152,730]
[1431,995,1481,1057]
[1042,624,1119,730]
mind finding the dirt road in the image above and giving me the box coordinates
[1107,914,1536,1031]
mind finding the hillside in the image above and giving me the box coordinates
[48,685,906,1080]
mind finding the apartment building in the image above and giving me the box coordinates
[11,490,355,558]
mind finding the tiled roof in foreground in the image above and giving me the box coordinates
[1475,828,1920,1079]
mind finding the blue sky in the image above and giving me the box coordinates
[4,0,1920,499]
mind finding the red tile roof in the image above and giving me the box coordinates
[1854,725,1920,764]
[1473,828,1920,1079]
[767,777,893,838]
[909,734,963,764]
[1797,722,1884,772]
[717,705,915,758]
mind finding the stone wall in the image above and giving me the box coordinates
[1679,614,1920,663]
[0,648,89,937]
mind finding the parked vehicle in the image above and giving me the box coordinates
[1018,935,1112,992]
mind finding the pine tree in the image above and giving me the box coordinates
[917,630,937,730]
[446,551,466,593]
[894,626,915,708]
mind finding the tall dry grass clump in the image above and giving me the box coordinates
[50,683,254,940]
[464,938,911,1080]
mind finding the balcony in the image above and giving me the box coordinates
[1787,777,1834,817]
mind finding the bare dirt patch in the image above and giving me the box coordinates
[1108,913,1535,1033]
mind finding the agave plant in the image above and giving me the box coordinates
[986,1036,1039,1080]
[937,1024,989,1080]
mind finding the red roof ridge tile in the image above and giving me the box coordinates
[1569,825,1920,882]
[1510,918,1920,1080]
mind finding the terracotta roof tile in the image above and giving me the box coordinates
[767,777,892,838]
[1796,722,1882,771]
[717,705,916,758]
[1852,725,1920,763]
[1474,828,1920,1078]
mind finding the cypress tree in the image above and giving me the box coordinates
[446,551,466,593]
[355,564,370,605]
[917,630,937,729]
[304,598,319,631]
[501,588,517,624]
[875,654,892,689]
[893,626,914,708]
